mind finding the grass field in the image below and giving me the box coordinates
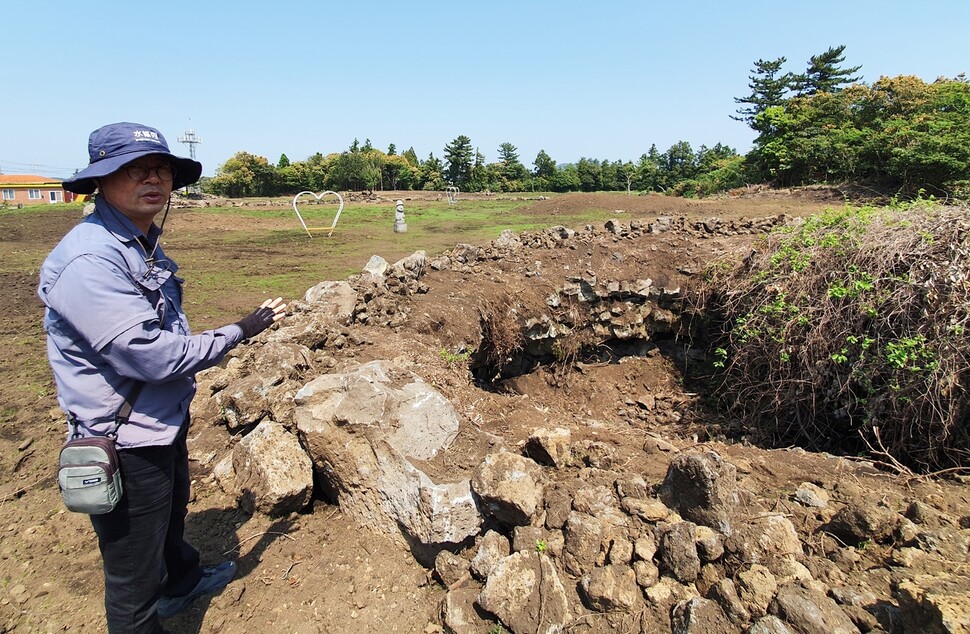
[2,193,626,331]
[168,195,629,328]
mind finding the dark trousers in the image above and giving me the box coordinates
[90,424,203,633]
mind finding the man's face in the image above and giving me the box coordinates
[97,154,174,229]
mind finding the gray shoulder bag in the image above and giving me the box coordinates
[57,383,144,514]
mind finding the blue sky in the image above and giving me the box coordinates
[3,1,967,179]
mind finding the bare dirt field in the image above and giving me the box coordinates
[1,190,967,634]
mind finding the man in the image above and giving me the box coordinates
[38,122,286,633]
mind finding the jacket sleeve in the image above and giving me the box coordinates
[99,321,244,383]
[43,251,244,383]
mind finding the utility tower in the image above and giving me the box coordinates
[177,128,203,192]
[178,128,202,161]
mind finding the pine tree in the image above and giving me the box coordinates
[793,45,862,95]
[497,142,527,181]
[733,57,793,131]
[443,135,474,187]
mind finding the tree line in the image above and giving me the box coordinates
[204,45,969,198]
[203,136,743,198]
[736,45,969,195]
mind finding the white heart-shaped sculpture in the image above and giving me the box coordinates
[445,185,460,204]
[292,190,344,237]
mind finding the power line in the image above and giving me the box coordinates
[0,159,79,179]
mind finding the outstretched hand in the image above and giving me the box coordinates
[236,297,288,339]
[260,296,288,322]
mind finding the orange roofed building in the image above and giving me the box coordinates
[0,174,80,206]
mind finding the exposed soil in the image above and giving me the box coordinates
[1,189,967,634]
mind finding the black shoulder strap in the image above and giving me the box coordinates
[107,382,146,438]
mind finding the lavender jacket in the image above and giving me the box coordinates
[38,198,243,448]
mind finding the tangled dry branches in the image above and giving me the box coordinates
[697,202,970,471]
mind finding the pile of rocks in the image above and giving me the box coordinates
[198,339,969,634]
[436,438,970,634]
[207,383,970,634]
[190,217,969,634]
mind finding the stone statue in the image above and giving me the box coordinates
[394,199,407,233]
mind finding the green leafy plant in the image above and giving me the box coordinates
[438,347,472,364]
[884,336,938,372]
[712,347,728,369]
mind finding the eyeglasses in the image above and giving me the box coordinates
[142,256,173,281]
[125,164,176,182]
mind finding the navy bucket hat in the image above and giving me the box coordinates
[62,122,203,195]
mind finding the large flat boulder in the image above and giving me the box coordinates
[293,360,480,546]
